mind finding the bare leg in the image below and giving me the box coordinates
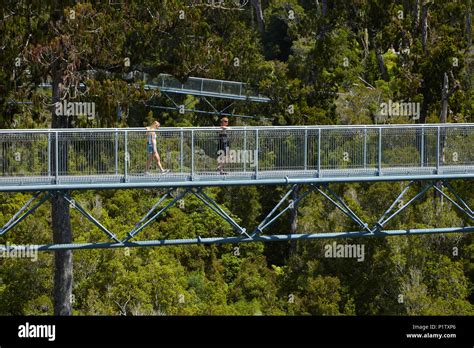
[217,155,227,174]
[154,152,165,172]
[146,154,153,172]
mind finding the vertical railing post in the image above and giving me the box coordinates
[54,131,59,184]
[114,130,118,175]
[317,128,321,177]
[363,127,367,169]
[436,126,441,174]
[378,127,382,175]
[191,129,195,179]
[420,126,425,168]
[124,130,128,182]
[201,79,204,92]
[243,128,247,173]
[255,129,259,179]
[180,129,184,173]
[47,132,51,177]
[304,128,308,171]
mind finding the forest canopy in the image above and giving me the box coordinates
[0,0,472,316]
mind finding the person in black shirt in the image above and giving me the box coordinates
[217,117,229,174]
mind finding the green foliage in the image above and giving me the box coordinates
[0,0,472,316]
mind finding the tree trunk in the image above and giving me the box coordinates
[413,0,420,34]
[52,192,73,316]
[467,0,472,50]
[435,72,450,203]
[439,72,449,168]
[52,63,73,316]
[421,0,430,54]
[362,28,369,57]
[289,186,298,255]
[322,0,328,16]
[251,0,265,36]
[440,72,449,124]
[376,48,389,81]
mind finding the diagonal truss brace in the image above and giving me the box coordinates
[124,187,247,242]
[1,187,247,245]
[372,180,473,232]
[433,181,474,220]
[202,96,235,115]
[61,192,120,243]
[2,181,472,251]
[252,184,320,237]
[252,184,371,237]
[191,188,249,238]
[253,181,474,238]
[0,191,51,237]
[372,181,432,232]
[316,184,371,232]
[149,92,270,120]
[124,188,189,242]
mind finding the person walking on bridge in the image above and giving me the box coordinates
[145,121,169,174]
[217,117,230,174]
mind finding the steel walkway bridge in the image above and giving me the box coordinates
[1,123,473,252]
[40,74,270,102]
[145,74,270,103]
[38,74,271,119]
[145,74,271,119]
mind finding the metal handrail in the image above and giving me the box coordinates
[1,123,473,133]
[0,123,472,192]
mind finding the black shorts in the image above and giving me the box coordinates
[218,140,229,155]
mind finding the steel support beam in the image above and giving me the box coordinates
[252,184,317,237]
[191,188,248,237]
[2,226,473,252]
[0,192,50,237]
[433,182,474,220]
[316,185,370,232]
[442,181,473,215]
[149,92,271,120]
[124,187,246,242]
[253,184,371,237]
[62,193,120,243]
[1,181,472,252]
[372,181,433,232]
[124,188,189,242]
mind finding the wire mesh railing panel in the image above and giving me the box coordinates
[422,127,439,168]
[0,132,49,177]
[381,128,421,168]
[202,79,223,94]
[306,129,319,170]
[0,125,473,187]
[183,78,203,92]
[319,128,369,170]
[443,127,474,167]
[258,129,306,171]
[192,129,256,174]
[160,74,182,89]
[58,132,118,176]
[147,74,269,100]
[192,129,218,174]
[127,130,187,176]
[221,81,242,96]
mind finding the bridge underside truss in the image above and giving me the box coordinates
[148,91,271,121]
[0,180,472,252]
